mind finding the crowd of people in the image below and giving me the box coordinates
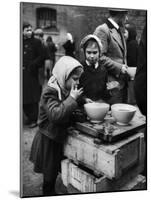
[22,8,147,196]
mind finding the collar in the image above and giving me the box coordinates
[108,18,119,30]
[86,60,99,69]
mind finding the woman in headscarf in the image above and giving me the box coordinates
[29,56,83,196]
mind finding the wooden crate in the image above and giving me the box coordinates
[64,131,145,179]
[61,159,145,193]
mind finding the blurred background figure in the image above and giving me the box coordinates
[34,28,45,44]
[125,23,138,68]
[134,24,147,117]
[23,23,44,128]
[34,28,51,90]
[63,32,75,57]
[134,24,147,178]
[45,36,57,80]
[125,23,139,104]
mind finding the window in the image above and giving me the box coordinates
[36,7,57,30]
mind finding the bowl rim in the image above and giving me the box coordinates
[111,103,136,112]
[84,102,110,108]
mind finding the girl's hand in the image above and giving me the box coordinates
[85,98,93,103]
[106,81,120,90]
[70,84,83,100]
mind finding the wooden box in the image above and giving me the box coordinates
[61,159,145,193]
[64,131,145,179]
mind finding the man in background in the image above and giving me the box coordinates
[23,23,43,128]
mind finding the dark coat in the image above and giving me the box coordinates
[37,86,77,142]
[134,25,147,116]
[126,26,138,67]
[30,85,78,174]
[79,61,110,101]
[127,40,138,67]
[23,36,44,104]
[63,40,75,57]
[46,42,57,63]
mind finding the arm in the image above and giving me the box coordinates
[43,88,78,124]
[94,26,124,77]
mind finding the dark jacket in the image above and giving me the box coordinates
[126,26,138,67]
[134,25,147,116]
[63,40,75,57]
[23,36,44,104]
[46,41,57,62]
[79,61,110,102]
[37,85,78,142]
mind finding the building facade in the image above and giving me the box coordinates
[21,2,147,62]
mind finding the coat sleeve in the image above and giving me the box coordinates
[94,26,122,77]
[43,88,78,124]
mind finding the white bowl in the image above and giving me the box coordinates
[127,67,136,80]
[111,103,136,125]
[84,102,110,123]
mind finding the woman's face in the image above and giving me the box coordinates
[85,42,99,65]
[65,70,82,91]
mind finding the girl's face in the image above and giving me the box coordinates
[65,70,82,91]
[85,41,99,65]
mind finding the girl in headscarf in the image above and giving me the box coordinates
[79,34,120,104]
[29,56,83,196]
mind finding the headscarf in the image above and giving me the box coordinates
[80,34,103,57]
[48,56,83,100]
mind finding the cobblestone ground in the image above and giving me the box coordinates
[21,126,67,197]
[22,126,43,197]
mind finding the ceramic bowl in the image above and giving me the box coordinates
[111,103,137,125]
[127,67,137,80]
[84,102,110,123]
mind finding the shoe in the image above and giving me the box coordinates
[28,122,37,128]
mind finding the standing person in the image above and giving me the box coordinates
[125,23,138,67]
[63,32,75,57]
[29,56,83,196]
[125,23,138,104]
[79,34,120,104]
[134,24,147,116]
[134,24,147,178]
[23,22,44,128]
[94,8,130,104]
[45,36,57,79]
[34,28,50,91]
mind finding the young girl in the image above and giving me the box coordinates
[79,34,119,104]
[29,56,83,196]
